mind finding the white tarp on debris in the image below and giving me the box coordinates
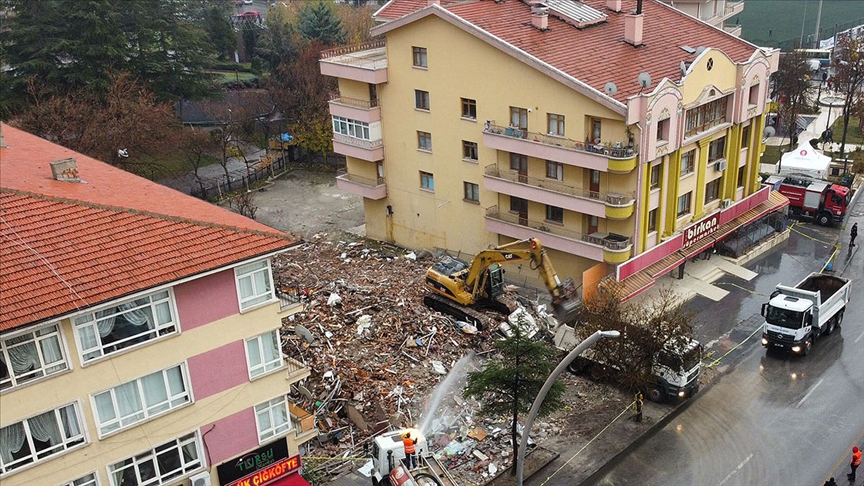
[780,141,831,179]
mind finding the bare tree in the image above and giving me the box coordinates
[180,128,217,196]
[832,36,864,165]
[771,50,814,152]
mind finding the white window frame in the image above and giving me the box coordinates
[107,432,203,486]
[60,472,100,486]
[417,131,432,152]
[254,395,293,444]
[545,161,563,181]
[235,260,275,311]
[331,116,370,140]
[414,90,430,111]
[420,171,434,191]
[0,402,87,476]
[245,330,284,379]
[1,323,70,391]
[92,364,191,437]
[73,290,178,363]
[412,46,427,68]
[463,182,480,202]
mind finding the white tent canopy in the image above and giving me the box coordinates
[779,141,831,179]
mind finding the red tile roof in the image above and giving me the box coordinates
[375,0,762,103]
[0,124,299,332]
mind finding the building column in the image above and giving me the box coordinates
[725,124,741,200]
[748,114,766,195]
[664,150,682,237]
[694,138,711,219]
[639,159,654,253]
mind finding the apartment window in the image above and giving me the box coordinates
[748,85,759,105]
[546,205,564,223]
[461,98,476,119]
[741,125,750,148]
[235,260,274,311]
[463,182,479,202]
[546,161,563,181]
[331,116,370,140]
[650,164,661,189]
[738,165,746,188]
[1,324,68,391]
[677,192,692,216]
[420,171,434,191]
[417,131,432,151]
[510,197,528,214]
[414,90,430,110]
[657,118,669,142]
[681,150,695,175]
[93,364,190,436]
[74,290,177,363]
[708,137,726,162]
[705,179,721,203]
[547,113,565,136]
[107,433,202,486]
[246,330,283,379]
[510,106,528,129]
[591,119,602,144]
[255,395,292,443]
[412,46,427,68]
[648,208,658,232]
[684,95,729,137]
[0,403,85,475]
[61,473,98,486]
[462,141,478,161]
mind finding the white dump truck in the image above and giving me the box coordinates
[761,272,851,355]
[553,323,702,403]
[370,429,456,486]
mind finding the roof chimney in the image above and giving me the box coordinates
[531,6,549,31]
[50,158,81,182]
[624,0,644,46]
[606,0,622,12]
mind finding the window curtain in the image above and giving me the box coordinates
[141,372,168,413]
[40,336,65,371]
[96,309,117,338]
[116,382,143,423]
[0,422,26,464]
[59,405,80,439]
[4,337,39,374]
[119,302,152,328]
[28,411,62,445]
[181,440,199,466]
[263,331,279,364]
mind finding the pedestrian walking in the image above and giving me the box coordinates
[849,446,862,482]
[824,477,837,486]
[634,391,644,422]
[402,431,417,470]
[826,128,834,144]
[850,223,858,247]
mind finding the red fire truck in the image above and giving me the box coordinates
[765,174,850,226]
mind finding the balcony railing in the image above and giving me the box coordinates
[320,39,386,59]
[332,133,384,150]
[319,39,387,69]
[485,206,632,250]
[336,168,385,188]
[724,0,744,16]
[483,123,637,159]
[328,92,380,109]
[484,165,601,200]
[605,192,634,206]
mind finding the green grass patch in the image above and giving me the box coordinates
[153,152,221,179]
[760,144,785,166]
[208,70,259,83]
[830,116,864,146]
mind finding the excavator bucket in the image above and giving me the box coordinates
[552,298,581,325]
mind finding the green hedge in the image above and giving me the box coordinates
[208,61,253,72]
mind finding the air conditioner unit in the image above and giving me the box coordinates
[720,198,732,209]
[715,159,728,171]
[190,471,212,486]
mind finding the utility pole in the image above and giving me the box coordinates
[813,0,823,48]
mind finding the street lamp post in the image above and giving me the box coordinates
[516,329,620,486]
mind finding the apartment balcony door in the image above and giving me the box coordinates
[589,169,600,198]
[587,215,599,235]
[510,196,528,226]
[510,153,528,183]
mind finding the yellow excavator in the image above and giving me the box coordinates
[423,238,580,330]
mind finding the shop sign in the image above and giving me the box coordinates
[682,213,719,249]
[218,438,289,485]
[227,455,302,486]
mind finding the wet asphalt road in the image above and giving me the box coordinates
[590,214,864,485]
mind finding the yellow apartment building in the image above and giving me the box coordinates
[321,0,787,299]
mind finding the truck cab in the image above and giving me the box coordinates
[762,295,813,354]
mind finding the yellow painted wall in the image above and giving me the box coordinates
[338,79,371,101]
[0,302,302,486]
[679,50,739,105]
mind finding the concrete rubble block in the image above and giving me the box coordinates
[472,450,489,461]
[430,360,448,375]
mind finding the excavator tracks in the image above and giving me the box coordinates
[423,294,497,331]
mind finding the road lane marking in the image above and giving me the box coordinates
[796,378,824,408]
[718,453,753,485]
[855,329,864,343]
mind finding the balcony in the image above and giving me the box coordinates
[604,193,636,220]
[723,24,742,37]
[482,124,637,173]
[328,93,381,124]
[335,169,387,200]
[332,133,384,161]
[320,40,388,84]
[483,165,606,217]
[723,0,744,20]
[485,206,633,264]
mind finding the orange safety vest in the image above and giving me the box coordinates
[403,437,416,455]
[853,450,862,466]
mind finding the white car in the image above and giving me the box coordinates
[243,0,253,4]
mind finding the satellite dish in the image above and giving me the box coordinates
[680,61,688,77]
[637,72,652,88]
[298,385,315,401]
[695,46,706,56]
[604,82,618,95]
[295,325,315,344]
[763,126,776,140]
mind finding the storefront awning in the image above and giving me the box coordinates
[268,473,311,486]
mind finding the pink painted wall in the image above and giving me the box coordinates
[175,269,239,331]
[202,407,259,466]
[188,340,249,400]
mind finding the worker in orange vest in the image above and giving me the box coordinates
[849,446,862,481]
[402,431,417,470]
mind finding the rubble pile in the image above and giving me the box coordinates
[272,235,624,484]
